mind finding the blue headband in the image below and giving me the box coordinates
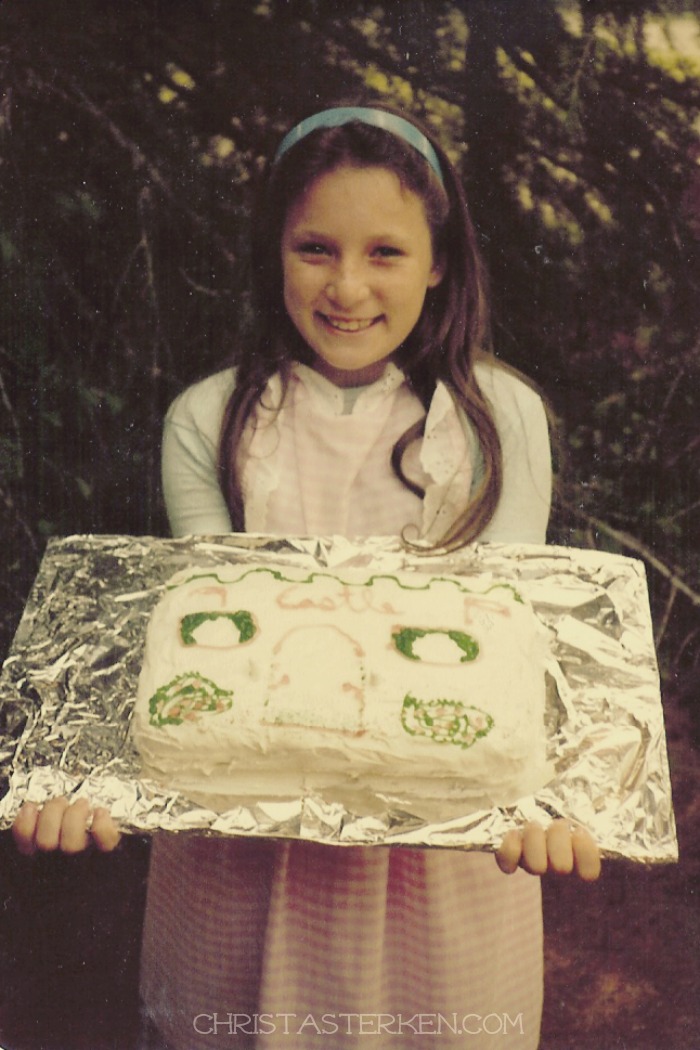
[274,107,444,185]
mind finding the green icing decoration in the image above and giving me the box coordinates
[169,567,524,602]
[392,627,479,662]
[148,672,233,727]
[179,610,256,646]
[401,694,494,749]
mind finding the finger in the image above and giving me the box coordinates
[572,827,602,882]
[12,802,41,856]
[59,799,91,854]
[496,829,523,874]
[546,819,574,875]
[90,807,122,852]
[521,822,548,876]
[34,797,70,852]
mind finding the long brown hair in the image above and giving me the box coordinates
[218,103,503,550]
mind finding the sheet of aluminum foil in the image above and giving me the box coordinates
[0,533,677,863]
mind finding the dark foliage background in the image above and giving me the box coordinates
[0,1,699,1047]
[1,0,698,674]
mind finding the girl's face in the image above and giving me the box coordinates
[281,165,444,388]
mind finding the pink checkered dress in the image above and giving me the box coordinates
[142,363,551,1048]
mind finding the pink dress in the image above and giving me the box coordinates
[142,362,551,1049]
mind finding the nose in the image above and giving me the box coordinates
[325,258,369,308]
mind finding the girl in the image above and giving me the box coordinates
[14,104,600,1049]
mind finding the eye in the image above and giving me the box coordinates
[372,245,404,260]
[296,241,331,257]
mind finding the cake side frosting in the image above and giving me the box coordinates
[132,564,552,810]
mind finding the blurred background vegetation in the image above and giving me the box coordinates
[1,0,698,692]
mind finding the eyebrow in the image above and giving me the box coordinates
[286,226,409,243]
[286,228,331,239]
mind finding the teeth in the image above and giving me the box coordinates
[324,316,376,333]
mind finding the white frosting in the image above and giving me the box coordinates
[132,563,553,812]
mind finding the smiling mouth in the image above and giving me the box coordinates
[318,313,381,333]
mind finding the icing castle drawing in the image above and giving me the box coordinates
[143,567,519,749]
[133,563,551,808]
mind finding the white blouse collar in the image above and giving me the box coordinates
[291,361,406,414]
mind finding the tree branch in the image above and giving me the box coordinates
[50,74,238,269]
[563,503,700,610]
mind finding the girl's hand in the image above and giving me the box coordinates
[11,798,121,856]
[496,819,601,881]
